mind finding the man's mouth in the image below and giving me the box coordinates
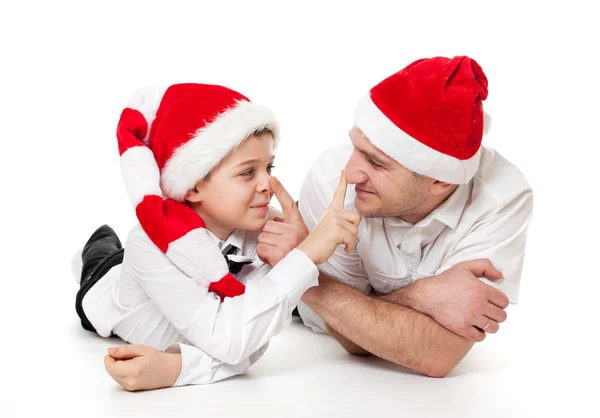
[355,186,375,195]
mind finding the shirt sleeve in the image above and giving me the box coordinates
[163,341,269,386]
[125,234,318,366]
[435,189,534,304]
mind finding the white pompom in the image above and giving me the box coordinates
[126,86,168,144]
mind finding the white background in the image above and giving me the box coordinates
[1,1,597,417]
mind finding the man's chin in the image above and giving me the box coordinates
[355,200,374,217]
[355,201,389,218]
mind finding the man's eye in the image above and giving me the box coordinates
[368,158,381,168]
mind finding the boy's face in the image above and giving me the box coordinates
[186,133,275,240]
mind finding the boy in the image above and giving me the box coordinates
[72,83,360,390]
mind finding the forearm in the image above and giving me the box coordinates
[325,323,371,356]
[302,276,473,377]
[376,279,429,312]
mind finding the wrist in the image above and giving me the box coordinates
[297,240,318,265]
[408,277,436,315]
[379,279,431,314]
[162,352,182,387]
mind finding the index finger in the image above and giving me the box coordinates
[330,170,348,209]
[270,176,302,223]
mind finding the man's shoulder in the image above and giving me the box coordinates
[470,146,533,211]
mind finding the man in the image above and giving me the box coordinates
[257,55,533,377]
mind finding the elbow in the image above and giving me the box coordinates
[344,346,371,357]
[410,341,472,378]
[397,355,460,378]
[421,363,454,378]
[423,354,463,378]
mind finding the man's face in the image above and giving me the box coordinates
[344,126,429,220]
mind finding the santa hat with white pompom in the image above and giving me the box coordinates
[354,55,491,184]
[116,83,280,301]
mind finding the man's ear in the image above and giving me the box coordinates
[430,180,455,196]
[184,181,203,203]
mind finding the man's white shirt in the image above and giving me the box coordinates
[297,144,533,333]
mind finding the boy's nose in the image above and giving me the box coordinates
[257,173,271,193]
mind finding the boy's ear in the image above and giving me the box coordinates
[184,182,203,203]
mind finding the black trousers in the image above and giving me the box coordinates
[75,225,124,332]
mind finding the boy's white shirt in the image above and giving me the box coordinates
[82,208,319,386]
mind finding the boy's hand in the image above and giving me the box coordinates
[104,344,182,392]
[257,177,309,266]
[297,171,362,265]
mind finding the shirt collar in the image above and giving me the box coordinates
[424,182,471,231]
[382,182,471,231]
[206,228,247,253]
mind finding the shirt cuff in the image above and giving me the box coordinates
[267,248,319,301]
[479,277,520,304]
[164,342,213,387]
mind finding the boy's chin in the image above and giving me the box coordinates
[238,216,268,231]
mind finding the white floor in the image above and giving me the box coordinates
[3,261,592,417]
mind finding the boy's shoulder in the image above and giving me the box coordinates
[123,223,161,253]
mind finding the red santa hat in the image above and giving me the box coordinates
[354,55,490,184]
[116,83,280,301]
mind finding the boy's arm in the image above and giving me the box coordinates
[104,341,268,390]
[127,232,318,366]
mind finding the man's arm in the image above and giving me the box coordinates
[307,189,532,373]
[373,189,532,341]
[302,272,474,378]
[320,254,508,358]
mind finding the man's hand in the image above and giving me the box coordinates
[297,171,362,265]
[399,259,509,342]
[103,344,182,392]
[257,176,309,266]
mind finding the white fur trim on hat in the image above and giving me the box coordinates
[166,228,229,287]
[354,94,481,184]
[161,100,280,201]
[120,146,163,206]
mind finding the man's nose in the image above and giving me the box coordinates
[344,151,368,184]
